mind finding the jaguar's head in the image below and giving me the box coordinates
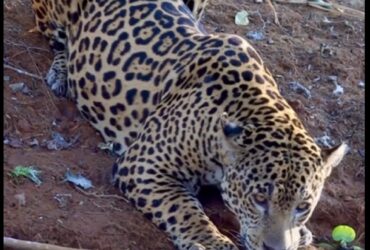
[218,113,348,250]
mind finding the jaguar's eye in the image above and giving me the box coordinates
[296,202,310,212]
[252,193,268,207]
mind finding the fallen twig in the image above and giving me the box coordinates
[4,237,88,250]
[332,3,364,19]
[266,0,281,26]
[4,63,43,80]
[4,40,50,52]
[274,0,364,19]
[74,186,129,203]
[92,200,124,212]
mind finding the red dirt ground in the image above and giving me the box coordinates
[4,0,364,249]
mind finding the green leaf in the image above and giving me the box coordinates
[332,225,356,243]
[10,165,42,185]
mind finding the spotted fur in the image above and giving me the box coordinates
[32,0,347,249]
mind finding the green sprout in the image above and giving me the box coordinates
[332,225,356,245]
[9,165,42,185]
[316,225,363,250]
[331,225,364,250]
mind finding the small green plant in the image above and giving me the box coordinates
[9,165,42,185]
[316,225,363,250]
[331,225,363,250]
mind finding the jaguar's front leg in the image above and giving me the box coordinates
[112,161,238,250]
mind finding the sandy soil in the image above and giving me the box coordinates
[3,0,364,249]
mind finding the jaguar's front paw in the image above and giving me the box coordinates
[299,225,313,247]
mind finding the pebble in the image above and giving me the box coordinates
[28,138,39,147]
[312,76,321,83]
[17,118,32,133]
[9,82,25,92]
[14,193,26,206]
[328,75,344,96]
[54,193,72,208]
[3,136,23,148]
[333,84,344,96]
[358,80,365,88]
[9,82,31,95]
[246,31,265,41]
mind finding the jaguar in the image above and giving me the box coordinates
[31,0,348,249]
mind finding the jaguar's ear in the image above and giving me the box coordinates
[321,143,349,177]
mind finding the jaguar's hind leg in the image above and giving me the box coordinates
[31,0,69,97]
[45,47,68,97]
[44,27,69,97]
